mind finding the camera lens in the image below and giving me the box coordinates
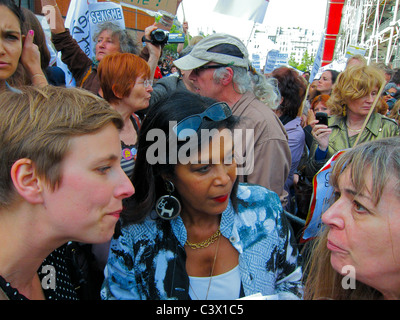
[150,29,169,45]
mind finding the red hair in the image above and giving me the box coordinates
[98,53,150,103]
[311,94,330,110]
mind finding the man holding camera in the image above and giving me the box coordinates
[173,33,291,206]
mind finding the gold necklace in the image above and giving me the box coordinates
[189,233,221,300]
[185,228,221,249]
[346,121,362,132]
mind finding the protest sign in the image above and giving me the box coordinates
[251,53,261,72]
[301,150,347,242]
[119,0,178,15]
[88,2,125,58]
[345,44,366,58]
[264,49,279,74]
[263,50,288,73]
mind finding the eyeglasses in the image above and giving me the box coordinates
[138,79,153,88]
[192,64,230,76]
[173,102,232,140]
[141,79,153,87]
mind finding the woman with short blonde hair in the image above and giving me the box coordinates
[0,86,134,300]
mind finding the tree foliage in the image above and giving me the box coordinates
[288,49,315,72]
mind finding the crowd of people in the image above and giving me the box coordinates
[0,0,399,301]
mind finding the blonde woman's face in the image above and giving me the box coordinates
[322,167,400,299]
[346,87,378,118]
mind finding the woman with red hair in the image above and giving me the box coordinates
[93,52,153,272]
[98,53,153,179]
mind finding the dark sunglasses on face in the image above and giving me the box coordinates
[192,64,230,76]
[384,91,396,97]
[173,102,232,140]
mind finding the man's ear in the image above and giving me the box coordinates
[220,67,234,86]
[10,159,44,204]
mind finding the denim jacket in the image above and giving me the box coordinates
[101,184,303,300]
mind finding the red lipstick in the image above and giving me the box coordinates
[213,194,228,203]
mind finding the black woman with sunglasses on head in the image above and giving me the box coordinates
[101,90,303,300]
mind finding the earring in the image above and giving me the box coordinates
[342,105,347,117]
[155,180,181,220]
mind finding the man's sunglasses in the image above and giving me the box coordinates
[384,91,396,97]
[172,102,232,140]
[192,64,230,76]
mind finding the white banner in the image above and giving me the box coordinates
[214,0,270,24]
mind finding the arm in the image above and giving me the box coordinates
[41,0,92,83]
[41,0,65,34]
[177,21,188,54]
[140,24,162,81]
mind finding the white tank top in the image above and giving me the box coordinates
[188,265,241,300]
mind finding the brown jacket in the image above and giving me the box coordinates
[232,91,291,206]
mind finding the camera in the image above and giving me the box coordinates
[150,29,169,45]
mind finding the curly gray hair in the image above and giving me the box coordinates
[213,66,281,109]
[93,21,139,57]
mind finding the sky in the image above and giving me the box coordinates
[176,0,328,41]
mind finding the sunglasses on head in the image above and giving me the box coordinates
[172,102,232,140]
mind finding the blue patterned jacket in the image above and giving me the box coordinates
[101,184,303,300]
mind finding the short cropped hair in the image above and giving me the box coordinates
[0,86,123,208]
[327,65,385,116]
[98,52,151,104]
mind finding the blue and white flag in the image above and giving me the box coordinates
[309,34,324,83]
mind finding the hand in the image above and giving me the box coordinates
[307,109,316,127]
[21,30,41,76]
[311,120,331,152]
[21,30,48,86]
[143,23,162,60]
[182,21,189,34]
